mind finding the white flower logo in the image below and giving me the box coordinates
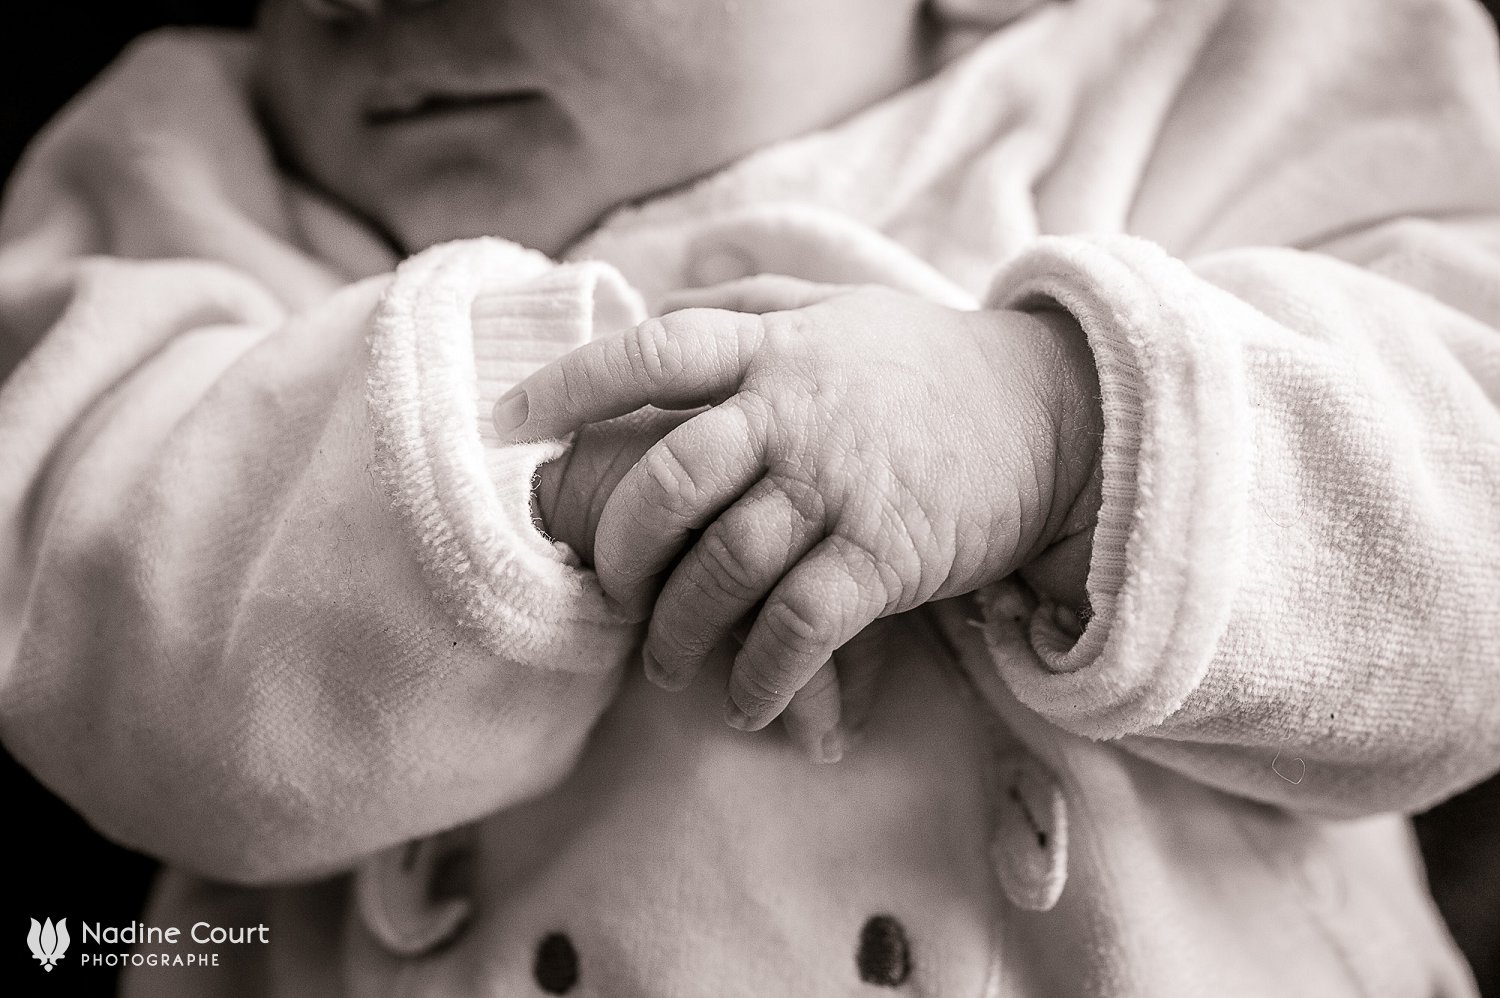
[28,917,69,971]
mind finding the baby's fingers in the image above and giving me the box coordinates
[831,619,896,735]
[640,474,824,690]
[781,620,895,765]
[493,308,765,442]
[781,661,844,764]
[726,535,889,733]
[595,401,766,616]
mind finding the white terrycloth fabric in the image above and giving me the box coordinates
[0,0,1498,992]
[0,38,644,879]
[369,239,645,661]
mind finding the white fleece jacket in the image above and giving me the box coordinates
[1,0,1499,892]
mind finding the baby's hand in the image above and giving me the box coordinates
[497,277,1102,757]
[533,408,693,567]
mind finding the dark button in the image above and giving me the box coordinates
[856,915,911,987]
[534,932,579,994]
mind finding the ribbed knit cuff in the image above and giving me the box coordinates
[369,238,647,667]
[980,234,1251,738]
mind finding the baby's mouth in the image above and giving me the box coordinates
[363,85,545,126]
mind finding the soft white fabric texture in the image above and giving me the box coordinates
[0,40,641,879]
[0,0,1498,897]
[369,238,645,660]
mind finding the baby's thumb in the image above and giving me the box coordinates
[782,661,846,764]
[781,619,894,763]
[833,619,895,734]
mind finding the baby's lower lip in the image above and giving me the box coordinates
[363,90,545,126]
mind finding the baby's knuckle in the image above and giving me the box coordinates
[765,472,826,528]
[759,309,813,354]
[555,362,594,417]
[732,313,771,367]
[624,318,684,386]
[640,441,701,515]
[734,665,791,713]
[697,530,768,602]
[762,594,828,658]
[827,533,897,609]
[649,614,714,666]
[734,383,780,434]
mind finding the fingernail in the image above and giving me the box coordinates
[725,699,754,731]
[643,648,688,691]
[493,390,528,436]
[818,729,845,765]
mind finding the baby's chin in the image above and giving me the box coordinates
[293,148,588,255]
[367,188,593,258]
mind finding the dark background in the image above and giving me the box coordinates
[2,1,1499,994]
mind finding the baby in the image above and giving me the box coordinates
[3,0,1500,994]
[253,0,1097,758]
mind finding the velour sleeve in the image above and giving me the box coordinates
[980,0,1500,816]
[0,238,645,882]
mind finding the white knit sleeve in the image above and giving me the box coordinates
[964,0,1500,817]
[981,231,1500,817]
[0,240,643,882]
[368,238,646,664]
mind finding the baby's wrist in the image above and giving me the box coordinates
[1006,306,1103,604]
